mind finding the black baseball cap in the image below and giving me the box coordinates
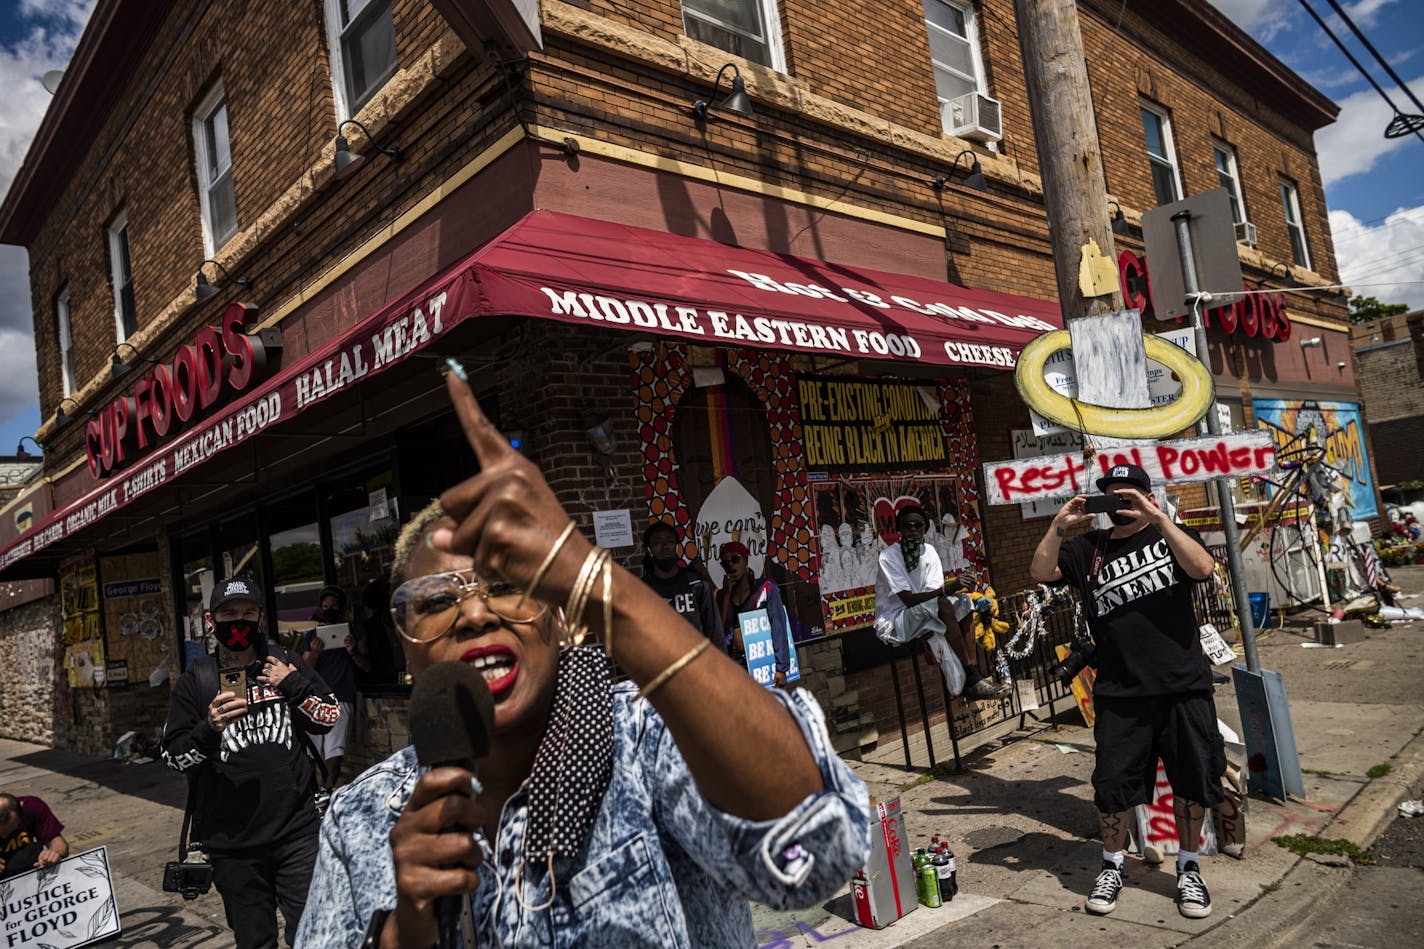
[209,576,265,612]
[1095,463,1152,493]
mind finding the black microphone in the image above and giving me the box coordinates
[410,662,496,949]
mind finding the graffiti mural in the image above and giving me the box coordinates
[633,346,985,640]
[1252,399,1377,519]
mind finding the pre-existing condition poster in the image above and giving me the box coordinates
[811,475,968,633]
[1252,399,1377,519]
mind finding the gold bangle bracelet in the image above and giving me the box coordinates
[636,639,712,700]
[519,521,577,608]
[601,556,614,658]
[565,548,608,647]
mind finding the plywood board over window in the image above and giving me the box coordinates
[100,551,168,690]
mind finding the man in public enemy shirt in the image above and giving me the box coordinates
[640,522,721,643]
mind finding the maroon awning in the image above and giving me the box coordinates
[0,211,1061,571]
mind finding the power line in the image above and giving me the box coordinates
[1296,0,1424,147]
[1322,0,1424,122]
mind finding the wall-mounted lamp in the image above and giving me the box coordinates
[110,340,150,379]
[1299,336,1323,349]
[54,398,79,427]
[691,63,755,121]
[930,149,987,192]
[1108,200,1130,235]
[334,119,403,178]
[1264,261,1298,288]
[585,415,615,456]
[1337,361,1347,371]
[195,258,251,303]
[15,436,42,459]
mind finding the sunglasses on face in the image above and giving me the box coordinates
[720,554,744,566]
[390,570,547,643]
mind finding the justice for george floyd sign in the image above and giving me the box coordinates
[0,849,120,948]
[982,430,1277,505]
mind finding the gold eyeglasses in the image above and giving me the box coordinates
[390,571,547,643]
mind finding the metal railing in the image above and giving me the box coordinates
[883,549,1238,771]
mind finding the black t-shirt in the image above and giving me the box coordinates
[1056,523,1213,698]
[644,567,721,642]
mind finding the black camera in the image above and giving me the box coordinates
[1049,641,1097,686]
[162,847,214,900]
[1084,494,1130,514]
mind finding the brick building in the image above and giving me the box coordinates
[0,0,1370,761]
[1351,310,1424,490]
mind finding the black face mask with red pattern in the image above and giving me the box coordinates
[214,618,259,651]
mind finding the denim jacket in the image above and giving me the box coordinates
[296,683,870,947]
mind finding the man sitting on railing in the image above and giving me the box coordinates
[873,505,1007,701]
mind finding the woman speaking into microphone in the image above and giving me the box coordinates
[296,362,869,948]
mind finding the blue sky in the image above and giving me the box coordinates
[0,0,1419,463]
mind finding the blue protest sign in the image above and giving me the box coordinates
[740,608,800,687]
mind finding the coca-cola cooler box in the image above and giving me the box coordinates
[851,796,918,929]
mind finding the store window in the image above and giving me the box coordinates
[56,289,75,397]
[1213,140,1244,224]
[325,469,402,685]
[266,492,325,651]
[325,0,397,120]
[176,531,216,668]
[108,210,137,342]
[193,82,237,255]
[681,0,784,69]
[1139,102,1181,206]
[1280,177,1311,270]
[922,0,987,125]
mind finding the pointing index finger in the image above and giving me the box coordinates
[445,359,513,465]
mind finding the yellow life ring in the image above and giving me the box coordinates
[1014,330,1214,439]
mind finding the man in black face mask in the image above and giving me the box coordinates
[640,522,721,643]
[160,576,341,948]
[1030,464,1224,924]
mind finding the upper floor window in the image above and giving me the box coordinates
[56,289,75,397]
[325,0,397,120]
[681,0,784,70]
[1213,140,1244,224]
[1280,178,1311,270]
[194,83,237,255]
[923,0,986,116]
[108,212,137,342]
[1139,102,1181,206]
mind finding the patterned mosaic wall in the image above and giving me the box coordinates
[632,343,987,636]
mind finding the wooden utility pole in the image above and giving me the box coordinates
[1012,0,1123,319]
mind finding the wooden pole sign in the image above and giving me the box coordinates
[982,430,1276,506]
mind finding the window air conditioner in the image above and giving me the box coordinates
[943,92,1003,143]
[1234,220,1258,246]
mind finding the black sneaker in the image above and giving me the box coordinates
[1176,861,1212,919]
[1085,860,1123,915]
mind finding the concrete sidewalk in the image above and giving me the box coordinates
[0,738,232,947]
[752,564,1424,948]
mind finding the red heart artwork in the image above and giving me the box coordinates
[874,495,923,545]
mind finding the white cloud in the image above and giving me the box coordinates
[1343,0,1398,28]
[0,1,92,430]
[1211,0,1293,41]
[1315,74,1424,185]
[1331,205,1424,310]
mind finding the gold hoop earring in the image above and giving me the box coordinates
[554,606,572,649]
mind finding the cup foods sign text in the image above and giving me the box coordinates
[86,303,279,480]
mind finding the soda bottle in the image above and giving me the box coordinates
[913,847,929,870]
[917,860,942,907]
[933,853,954,902]
[941,846,958,900]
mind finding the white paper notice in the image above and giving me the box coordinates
[368,488,389,523]
[592,510,634,549]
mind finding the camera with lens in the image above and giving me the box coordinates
[162,843,213,900]
[1049,640,1097,686]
